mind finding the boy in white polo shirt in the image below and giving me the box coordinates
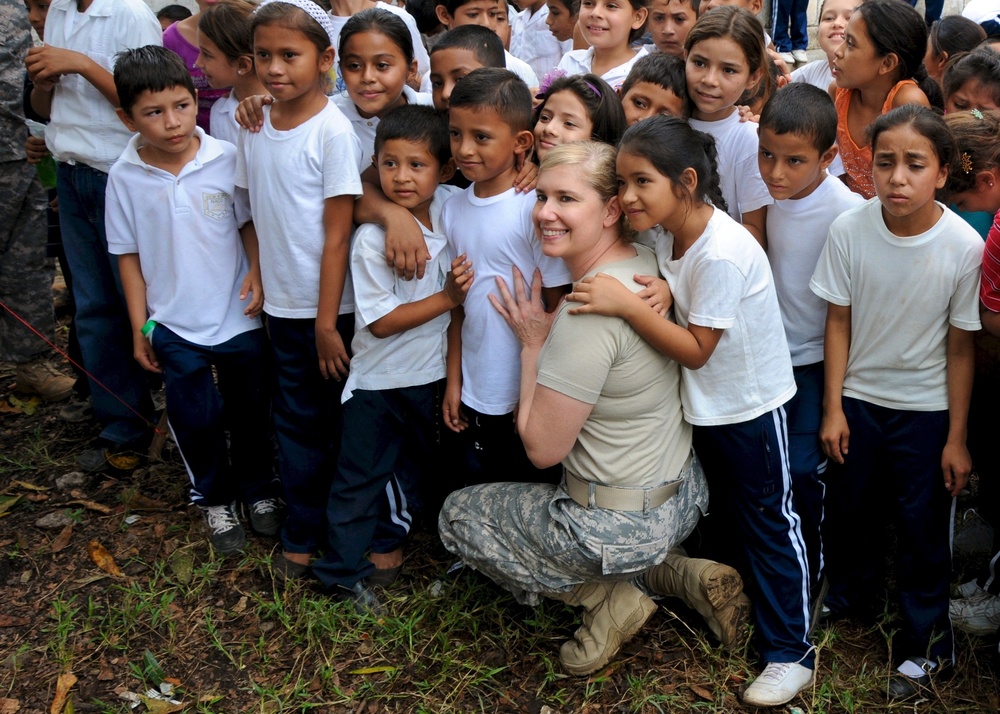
[311,106,474,609]
[106,47,281,555]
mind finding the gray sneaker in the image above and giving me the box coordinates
[200,502,247,555]
[950,592,1000,636]
[248,498,284,537]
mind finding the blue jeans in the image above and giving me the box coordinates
[56,162,152,444]
[771,0,809,51]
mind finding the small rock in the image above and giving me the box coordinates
[56,471,87,490]
[429,580,444,597]
[35,511,73,530]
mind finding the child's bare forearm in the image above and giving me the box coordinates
[822,303,851,415]
[945,325,976,444]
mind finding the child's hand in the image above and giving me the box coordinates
[566,273,640,318]
[444,254,474,305]
[240,269,264,318]
[767,48,793,87]
[443,379,467,432]
[133,332,162,374]
[235,94,273,133]
[736,104,760,124]
[819,409,850,464]
[24,135,49,164]
[316,323,350,380]
[513,152,539,193]
[634,274,672,317]
[25,45,82,81]
[941,440,972,497]
[386,212,430,280]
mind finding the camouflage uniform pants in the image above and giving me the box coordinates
[0,160,53,363]
[439,454,709,606]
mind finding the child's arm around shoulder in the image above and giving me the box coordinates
[567,273,723,369]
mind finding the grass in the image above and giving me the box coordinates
[2,430,999,713]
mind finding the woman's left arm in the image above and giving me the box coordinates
[491,267,593,468]
[942,324,975,496]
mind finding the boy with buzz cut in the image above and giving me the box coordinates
[107,46,282,555]
[441,67,571,486]
[619,52,690,126]
[312,105,474,610]
[428,24,505,112]
[756,82,863,595]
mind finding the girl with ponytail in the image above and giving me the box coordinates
[567,115,814,709]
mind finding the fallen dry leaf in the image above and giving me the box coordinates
[87,540,122,577]
[66,500,112,515]
[0,615,30,627]
[50,673,77,714]
[347,666,396,675]
[232,596,248,614]
[124,493,168,510]
[689,684,714,702]
[9,480,49,492]
[51,524,73,553]
[139,696,184,714]
[0,698,19,713]
[0,496,22,517]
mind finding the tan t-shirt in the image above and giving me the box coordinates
[537,244,691,489]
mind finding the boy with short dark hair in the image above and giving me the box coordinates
[425,0,537,92]
[756,82,863,593]
[312,105,474,609]
[107,45,281,555]
[619,52,689,125]
[441,67,570,485]
[429,23,506,111]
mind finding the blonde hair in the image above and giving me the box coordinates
[539,142,630,239]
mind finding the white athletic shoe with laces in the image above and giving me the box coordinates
[954,578,987,600]
[742,661,814,707]
[950,592,1000,636]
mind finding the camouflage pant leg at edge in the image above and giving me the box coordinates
[0,160,54,363]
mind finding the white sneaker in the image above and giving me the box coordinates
[791,49,810,63]
[950,593,1000,636]
[742,661,814,707]
[778,51,795,65]
[954,578,986,599]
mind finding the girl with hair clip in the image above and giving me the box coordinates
[556,0,651,89]
[333,8,433,157]
[568,115,814,708]
[812,105,982,699]
[830,0,938,199]
[532,72,626,161]
[945,110,1000,647]
[943,46,1000,115]
[683,5,773,248]
[197,0,267,146]
[235,0,365,584]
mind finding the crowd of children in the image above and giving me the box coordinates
[8,0,1000,705]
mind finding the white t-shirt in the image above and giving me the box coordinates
[963,0,1000,25]
[510,5,571,80]
[556,46,650,91]
[235,100,363,318]
[328,2,431,86]
[332,85,434,160]
[345,184,462,400]
[654,207,796,425]
[790,59,833,91]
[208,91,240,147]
[766,174,863,366]
[809,200,984,411]
[43,0,162,172]
[106,129,260,346]
[441,187,571,414]
[689,111,772,222]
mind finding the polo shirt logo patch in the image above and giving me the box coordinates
[202,192,231,221]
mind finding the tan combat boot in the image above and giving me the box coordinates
[556,581,657,676]
[14,357,75,402]
[644,549,749,649]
